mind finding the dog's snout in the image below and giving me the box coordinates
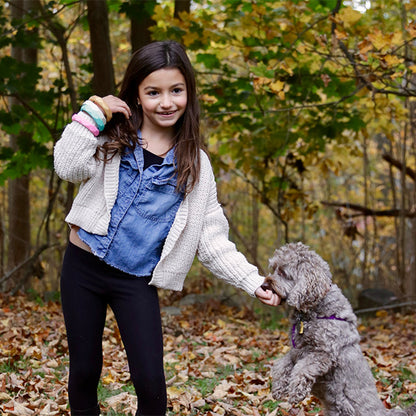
[261,281,273,292]
[261,279,279,296]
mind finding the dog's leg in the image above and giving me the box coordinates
[271,354,294,400]
[287,351,332,404]
[388,408,409,415]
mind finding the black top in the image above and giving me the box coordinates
[143,148,164,170]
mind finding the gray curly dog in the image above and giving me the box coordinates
[263,242,416,416]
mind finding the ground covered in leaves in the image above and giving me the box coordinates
[0,293,415,415]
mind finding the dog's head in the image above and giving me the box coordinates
[263,242,332,312]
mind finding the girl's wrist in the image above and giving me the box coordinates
[80,100,106,132]
[88,95,112,122]
[72,112,100,136]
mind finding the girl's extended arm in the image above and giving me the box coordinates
[196,170,280,306]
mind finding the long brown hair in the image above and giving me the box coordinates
[101,40,202,193]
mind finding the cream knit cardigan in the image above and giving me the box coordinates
[54,122,265,296]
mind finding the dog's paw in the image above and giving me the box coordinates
[271,383,288,401]
[287,378,312,404]
[272,357,293,380]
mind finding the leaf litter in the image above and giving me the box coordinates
[0,294,415,415]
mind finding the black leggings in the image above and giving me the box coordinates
[60,242,167,416]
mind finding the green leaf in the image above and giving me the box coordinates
[196,53,221,69]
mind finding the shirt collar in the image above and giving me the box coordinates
[163,147,175,165]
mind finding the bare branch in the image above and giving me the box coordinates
[321,201,416,218]
[382,153,416,181]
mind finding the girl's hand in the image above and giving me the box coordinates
[255,286,281,306]
[102,95,132,119]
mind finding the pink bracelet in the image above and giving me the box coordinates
[72,113,100,137]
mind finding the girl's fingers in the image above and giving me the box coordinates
[102,95,132,119]
[255,287,281,306]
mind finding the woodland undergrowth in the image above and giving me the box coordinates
[0,293,415,415]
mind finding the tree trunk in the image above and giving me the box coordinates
[129,0,156,53]
[362,130,369,287]
[6,0,36,291]
[174,0,191,18]
[86,0,115,95]
[401,0,416,301]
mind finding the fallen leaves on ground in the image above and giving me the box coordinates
[0,294,415,415]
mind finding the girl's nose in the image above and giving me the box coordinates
[160,93,172,108]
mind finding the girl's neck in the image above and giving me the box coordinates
[140,126,174,157]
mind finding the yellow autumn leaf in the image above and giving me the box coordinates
[337,7,362,28]
[376,310,389,318]
[269,80,284,92]
[279,60,294,76]
[217,318,227,328]
[368,30,390,51]
[182,31,199,47]
[253,76,270,91]
[408,65,416,73]
[167,386,184,399]
[153,4,170,21]
[102,371,115,385]
[200,94,218,104]
[279,21,288,31]
[406,21,416,38]
[391,31,403,46]
[180,319,190,329]
[383,54,404,67]
[334,28,348,41]
[358,39,373,55]
[297,43,306,54]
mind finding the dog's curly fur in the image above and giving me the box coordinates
[264,242,416,416]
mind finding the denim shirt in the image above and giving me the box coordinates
[78,143,184,277]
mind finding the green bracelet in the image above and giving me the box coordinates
[81,100,106,131]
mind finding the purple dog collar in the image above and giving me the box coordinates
[317,315,347,322]
[291,315,347,348]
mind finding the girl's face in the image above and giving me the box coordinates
[138,68,187,133]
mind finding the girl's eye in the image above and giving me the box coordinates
[147,90,159,97]
[172,87,184,94]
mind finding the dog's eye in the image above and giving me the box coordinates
[277,266,287,278]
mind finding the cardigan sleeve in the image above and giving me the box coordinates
[196,168,265,297]
[54,121,100,183]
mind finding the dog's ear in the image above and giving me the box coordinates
[286,254,332,312]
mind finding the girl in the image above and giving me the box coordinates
[54,40,280,416]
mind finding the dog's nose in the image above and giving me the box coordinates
[261,280,274,292]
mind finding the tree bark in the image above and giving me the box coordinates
[174,0,191,18]
[128,0,156,53]
[86,0,115,95]
[6,0,36,291]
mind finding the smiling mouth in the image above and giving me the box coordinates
[158,111,176,116]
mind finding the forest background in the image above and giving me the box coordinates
[1,0,416,307]
[1,0,416,415]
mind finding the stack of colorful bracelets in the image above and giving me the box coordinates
[71,96,112,137]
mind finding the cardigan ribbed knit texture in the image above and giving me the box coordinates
[54,122,264,296]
